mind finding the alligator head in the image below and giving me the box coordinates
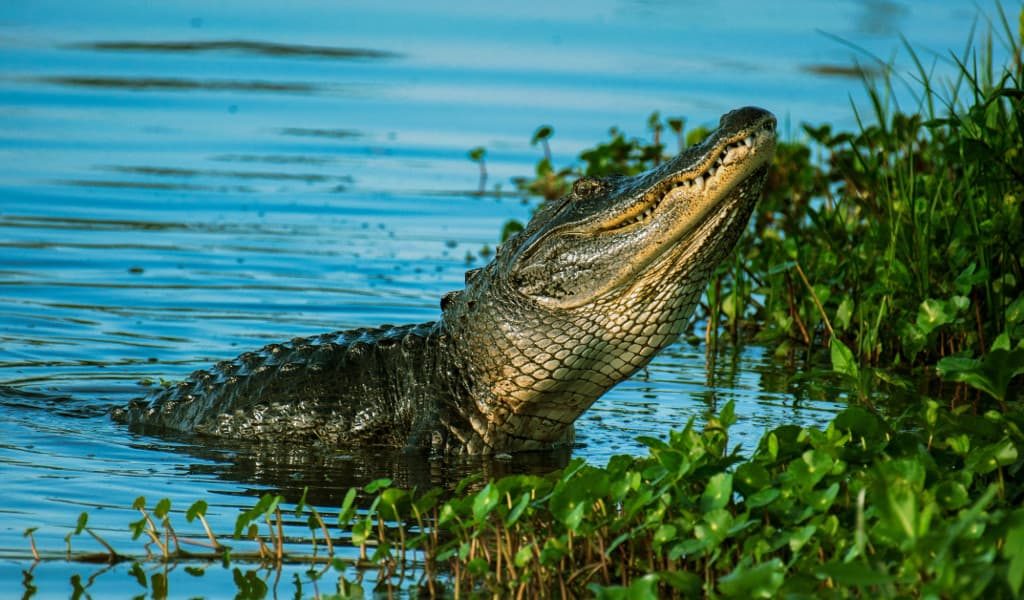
[442,106,776,452]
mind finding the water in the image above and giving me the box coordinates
[0,0,1001,596]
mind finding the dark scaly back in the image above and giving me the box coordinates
[114,322,449,449]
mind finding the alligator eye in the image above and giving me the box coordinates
[762,119,776,133]
[573,176,605,196]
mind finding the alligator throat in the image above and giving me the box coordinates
[114,106,777,455]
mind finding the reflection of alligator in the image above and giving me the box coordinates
[115,107,776,454]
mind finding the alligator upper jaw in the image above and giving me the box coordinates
[511,107,776,310]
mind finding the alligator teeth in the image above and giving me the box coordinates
[743,135,754,147]
[693,176,704,190]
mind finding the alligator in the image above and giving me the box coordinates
[115,106,777,455]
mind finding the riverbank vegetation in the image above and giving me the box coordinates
[508,10,1023,378]
[23,7,1024,598]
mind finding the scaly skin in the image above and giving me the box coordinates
[116,106,777,454]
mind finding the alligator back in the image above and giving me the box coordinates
[114,322,446,448]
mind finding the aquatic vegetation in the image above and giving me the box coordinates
[28,398,1024,597]
[502,5,1024,373]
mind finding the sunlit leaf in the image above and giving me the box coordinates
[718,558,785,598]
[830,338,859,380]
[701,473,733,512]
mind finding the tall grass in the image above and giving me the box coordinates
[708,6,1024,367]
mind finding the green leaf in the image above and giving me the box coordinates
[734,462,770,496]
[154,498,171,520]
[350,516,373,546]
[873,459,928,543]
[701,473,733,512]
[653,524,678,545]
[915,297,964,333]
[830,338,859,380]
[74,512,88,535]
[786,449,834,490]
[337,488,358,525]
[788,524,816,553]
[660,570,700,595]
[466,557,489,577]
[718,558,785,598]
[1006,295,1024,325]
[560,503,586,532]
[378,488,407,521]
[719,399,737,429]
[817,561,895,586]
[1004,511,1024,595]
[500,219,525,243]
[129,562,147,588]
[745,488,779,509]
[364,478,392,494]
[934,480,969,509]
[186,500,208,522]
[506,492,531,526]
[965,438,1019,474]
[467,146,486,162]
[151,572,168,598]
[129,517,146,540]
[294,486,309,517]
[836,297,854,330]
[531,125,554,144]
[472,483,499,522]
[938,348,1024,402]
[588,574,660,600]
[514,543,535,568]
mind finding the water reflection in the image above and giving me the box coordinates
[37,76,322,94]
[279,127,363,139]
[67,39,402,61]
[131,428,573,505]
[103,165,352,184]
[800,63,880,78]
[54,178,256,192]
[853,0,909,36]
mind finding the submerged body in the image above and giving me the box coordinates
[116,107,777,454]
